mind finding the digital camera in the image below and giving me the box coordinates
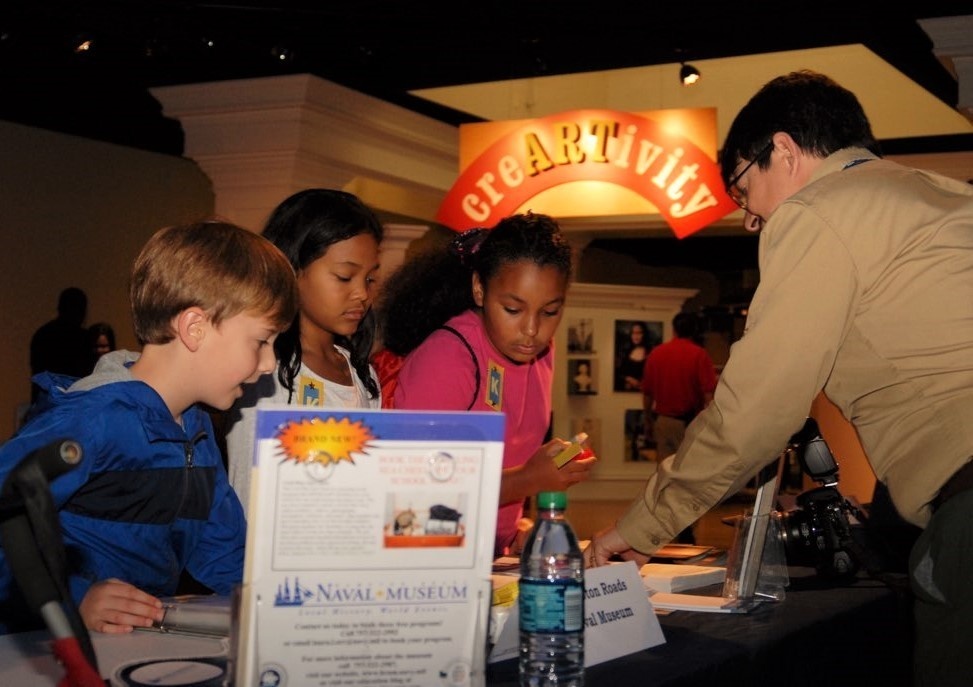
[780,485,862,579]
[776,418,865,580]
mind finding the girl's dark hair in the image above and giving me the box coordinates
[379,212,572,356]
[87,322,116,351]
[262,189,384,400]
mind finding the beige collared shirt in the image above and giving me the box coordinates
[618,147,973,553]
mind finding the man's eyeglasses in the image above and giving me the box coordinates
[725,142,773,210]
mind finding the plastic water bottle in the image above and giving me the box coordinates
[518,491,584,686]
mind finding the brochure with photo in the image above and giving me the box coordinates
[235,407,505,687]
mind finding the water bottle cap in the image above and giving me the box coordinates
[537,491,567,509]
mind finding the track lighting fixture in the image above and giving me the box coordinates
[680,62,701,86]
[72,34,95,54]
[271,45,295,64]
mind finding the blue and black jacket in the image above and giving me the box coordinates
[0,350,245,633]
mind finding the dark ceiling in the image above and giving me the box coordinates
[2,0,968,155]
[1,1,968,293]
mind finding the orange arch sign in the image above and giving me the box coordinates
[436,109,737,238]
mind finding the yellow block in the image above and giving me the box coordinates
[491,574,519,607]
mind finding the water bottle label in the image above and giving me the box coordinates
[518,579,583,632]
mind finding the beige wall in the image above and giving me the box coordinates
[0,120,214,440]
[810,392,877,503]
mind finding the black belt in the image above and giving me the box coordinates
[659,412,696,424]
[932,459,973,512]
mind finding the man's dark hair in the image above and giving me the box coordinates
[57,287,87,326]
[719,70,880,186]
[673,312,698,339]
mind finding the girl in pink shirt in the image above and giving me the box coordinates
[377,213,597,556]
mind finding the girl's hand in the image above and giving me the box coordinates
[500,439,598,506]
[527,438,598,492]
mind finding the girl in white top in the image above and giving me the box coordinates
[225,189,383,513]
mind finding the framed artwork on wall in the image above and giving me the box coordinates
[623,408,657,462]
[566,317,595,354]
[567,358,597,395]
[613,319,663,392]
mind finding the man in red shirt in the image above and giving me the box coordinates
[640,312,718,544]
[641,312,718,462]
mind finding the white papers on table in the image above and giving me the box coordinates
[648,544,715,562]
[639,563,727,593]
[647,592,753,614]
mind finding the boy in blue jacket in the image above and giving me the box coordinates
[0,220,297,634]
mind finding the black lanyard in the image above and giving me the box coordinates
[842,158,873,170]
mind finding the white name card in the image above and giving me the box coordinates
[582,561,666,666]
[488,561,665,667]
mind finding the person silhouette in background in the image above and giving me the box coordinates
[86,322,116,371]
[29,287,90,402]
[640,312,718,544]
[641,312,717,462]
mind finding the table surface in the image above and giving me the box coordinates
[0,568,913,687]
[486,567,914,687]
[0,629,228,686]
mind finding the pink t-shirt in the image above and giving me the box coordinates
[393,309,554,555]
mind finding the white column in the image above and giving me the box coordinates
[919,16,973,123]
[380,224,429,281]
[151,74,459,232]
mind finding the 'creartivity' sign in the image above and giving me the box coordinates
[436,109,737,238]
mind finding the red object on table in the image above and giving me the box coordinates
[52,637,104,687]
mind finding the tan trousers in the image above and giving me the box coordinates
[654,414,687,462]
[653,414,695,543]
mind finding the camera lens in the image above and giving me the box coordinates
[779,509,820,567]
[779,487,860,580]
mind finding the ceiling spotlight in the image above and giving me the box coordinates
[680,62,701,86]
[271,45,295,64]
[73,34,95,54]
[144,37,167,59]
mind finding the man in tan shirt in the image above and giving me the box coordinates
[587,71,973,686]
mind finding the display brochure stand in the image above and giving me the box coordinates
[722,457,789,606]
[234,408,505,687]
[646,457,788,615]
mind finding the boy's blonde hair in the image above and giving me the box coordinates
[131,220,298,345]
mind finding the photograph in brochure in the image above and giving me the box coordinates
[384,492,468,547]
[236,407,505,687]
